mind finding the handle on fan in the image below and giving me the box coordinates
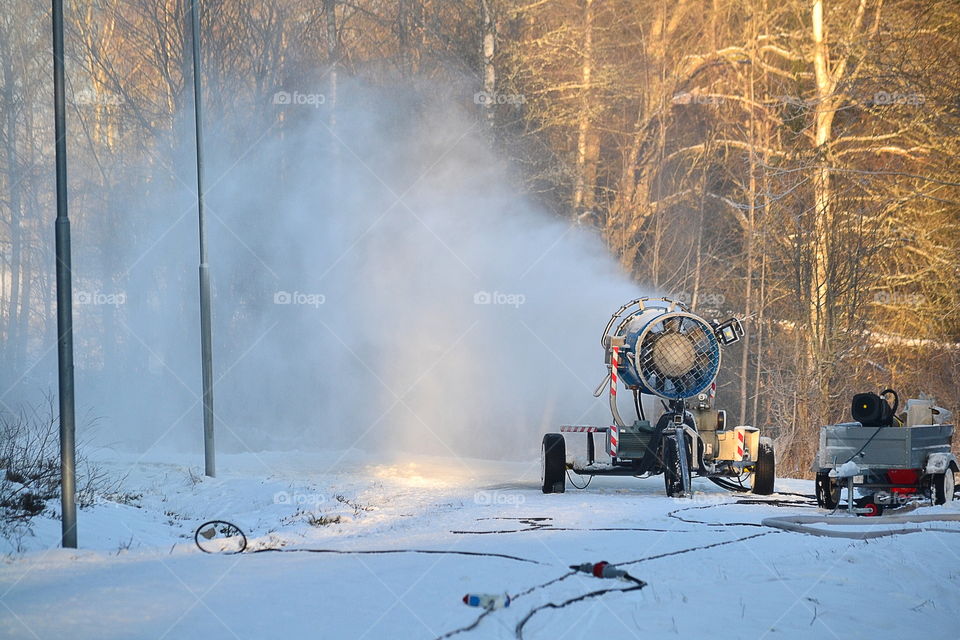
[879,388,899,416]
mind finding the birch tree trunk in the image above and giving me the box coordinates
[480,0,496,128]
[325,0,338,134]
[809,0,834,389]
[739,60,758,424]
[807,0,875,418]
[2,27,23,372]
[572,0,594,211]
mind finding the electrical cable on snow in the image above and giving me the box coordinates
[453,491,820,536]
[199,500,799,639]
[445,564,647,640]
[192,521,541,564]
[434,570,579,640]
[450,515,689,535]
[194,520,247,554]
[197,493,852,639]
[616,531,778,567]
[248,547,543,564]
[771,491,820,501]
[667,503,766,528]
[565,469,593,490]
[440,494,813,636]
[708,475,752,493]
[569,561,646,584]
[655,491,960,539]
[434,608,495,639]
[513,581,646,640]
[437,532,777,639]
[511,534,781,638]
[666,495,818,528]
[191,525,640,639]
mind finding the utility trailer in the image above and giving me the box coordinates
[541,297,775,498]
[813,390,957,515]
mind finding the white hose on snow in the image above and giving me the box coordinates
[761,512,960,539]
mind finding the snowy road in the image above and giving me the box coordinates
[2,451,959,639]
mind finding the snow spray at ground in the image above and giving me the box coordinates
[59,80,641,460]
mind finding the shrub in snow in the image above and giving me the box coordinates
[1,395,114,546]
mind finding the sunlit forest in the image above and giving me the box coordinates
[2,0,959,476]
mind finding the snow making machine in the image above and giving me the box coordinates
[813,390,957,515]
[541,297,775,497]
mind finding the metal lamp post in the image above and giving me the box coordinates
[52,0,77,548]
[188,0,216,477]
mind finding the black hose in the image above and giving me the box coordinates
[515,583,645,639]
[708,476,750,493]
[634,390,646,421]
[565,469,594,490]
[194,520,247,554]
[879,388,899,416]
[193,521,545,565]
[841,426,884,465]
[248,547,542,564]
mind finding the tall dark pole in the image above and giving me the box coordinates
[189,0,216,477]
[52,0,77,548]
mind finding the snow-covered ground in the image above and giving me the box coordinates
[2,450,959,639]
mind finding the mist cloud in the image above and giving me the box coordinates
[66,79,643,462]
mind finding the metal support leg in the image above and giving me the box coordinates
[847,475,855,514]
[676,428,691,496]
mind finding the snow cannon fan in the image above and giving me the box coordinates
[543,296,775,499]
[851,389,898,427]
[599,297,743,423]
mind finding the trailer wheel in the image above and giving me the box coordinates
[815,472,841,509]
[751,437,776,495]
[663,436,689,497]
[933,469,955,505]
[541,434,566,494]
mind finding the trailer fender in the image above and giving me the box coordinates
[925,452,957,475]
[717,426,759,462]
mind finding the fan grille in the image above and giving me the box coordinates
[635,314,719,399]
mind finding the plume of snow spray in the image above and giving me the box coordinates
[65,79,643,461]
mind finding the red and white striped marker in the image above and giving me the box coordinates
[610,346,619,398]
[736,430,745,459]
[609,424,619,457]
[560,426,607,433]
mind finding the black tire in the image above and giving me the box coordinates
[751,437,776,495]
[933,469,956,505]
[541,434,566,494]
[815,471,841,509]
[662,436,689,497]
